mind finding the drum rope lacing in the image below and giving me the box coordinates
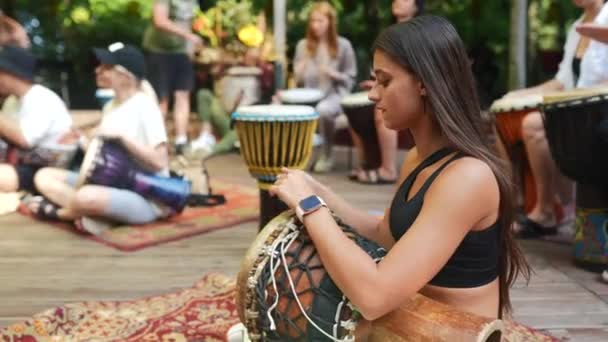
[263,218,356,342]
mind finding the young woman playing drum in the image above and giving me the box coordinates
[270,16,529,319]
[293,1,357,173]
[27,43,171,232]
[504,0,608,238]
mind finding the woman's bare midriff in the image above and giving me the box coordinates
[419,278,500,318]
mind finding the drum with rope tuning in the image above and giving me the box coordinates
[234,211,505,342]
[541,88,608,270]
[77,137,191,215]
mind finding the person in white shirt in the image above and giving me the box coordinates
[28,43,170,231]
[0,45,73,193]
[504,0,608,238]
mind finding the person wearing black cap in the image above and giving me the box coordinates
[0,45,72,193]
[29,43,170,231]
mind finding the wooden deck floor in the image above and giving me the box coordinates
[1,151,607,341]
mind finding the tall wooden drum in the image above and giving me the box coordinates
[232,105,319,228]
[341,91,381,170]
[542,88,608,270]
[490,94,543,213]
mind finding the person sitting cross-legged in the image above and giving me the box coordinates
[26,43,171,233]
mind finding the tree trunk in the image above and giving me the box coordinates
[272,0,286,90]
[508,0,528,89]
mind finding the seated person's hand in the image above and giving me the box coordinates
[58,129,81,145]
[320,65,341,80]
[576,23,608,44]
[359,80,374,90]
[503,88,538,99]
[271,93,282,104]
[269,168,317,210]
[187,33,204,49]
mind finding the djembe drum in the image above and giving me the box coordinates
[341,91,381,170]
[232,105,319,228]
[490,94,543,213]
[77,137,191,215]
[235,211,504,342]
[542,88,608,270]
[0,137,78,168]
[278,88,324,107]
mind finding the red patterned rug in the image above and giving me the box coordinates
[0,273,559,342]
[20,180,259,252]
[0,273,239,342]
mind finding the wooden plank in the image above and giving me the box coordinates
[1,151,607,341]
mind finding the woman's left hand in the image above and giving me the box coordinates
[269,167,316,209]
[321,65,341,81]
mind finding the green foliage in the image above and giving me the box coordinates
[5,0,586,102]
[529,0,579,51]
[13,0,152,68]
[194,0,257,51]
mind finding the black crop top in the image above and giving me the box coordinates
[389,148,500,288]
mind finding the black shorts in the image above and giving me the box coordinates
[146,52,194,100]
[15,164,41,193]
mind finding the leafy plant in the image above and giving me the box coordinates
[193,0,258,60]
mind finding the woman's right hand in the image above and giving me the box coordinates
[285,169,324,194]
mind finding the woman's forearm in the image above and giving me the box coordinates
[119,136,167,172]
[303,207,389,320]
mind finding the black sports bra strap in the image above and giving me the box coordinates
[409,147,455,178]
[418,151,464,193]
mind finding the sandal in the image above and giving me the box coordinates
[348,168,363,180]
[352,169,397,185]
[187,193,226,207]
[514,216,557,239]
[24,195,60,221]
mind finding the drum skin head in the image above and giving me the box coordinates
[232,105,319,122]
[341,91,373,107]
[278,88,324,104]
[490,94,542,113]
[543,87,608,104]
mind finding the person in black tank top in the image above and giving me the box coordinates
[270,16,529,320]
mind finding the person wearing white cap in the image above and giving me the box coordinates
[28,43,171,232]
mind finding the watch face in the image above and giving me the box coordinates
[299,195,321,211]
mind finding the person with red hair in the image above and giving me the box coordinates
[293,2,357,173]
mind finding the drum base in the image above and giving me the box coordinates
[573,184,608,269]
[259,189,288,230]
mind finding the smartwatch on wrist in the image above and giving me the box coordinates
[296,195,327,222]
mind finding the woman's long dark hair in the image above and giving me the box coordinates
[373,15,530,316]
